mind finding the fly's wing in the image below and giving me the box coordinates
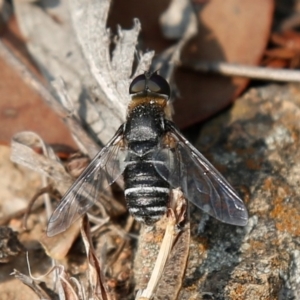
[47,126,127,236]
[153,122,248,226]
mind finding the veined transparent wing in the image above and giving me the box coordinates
[47,126,127,236]
[153,121,248,226]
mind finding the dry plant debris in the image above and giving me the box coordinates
[0,226,25,263]
[135,189,190,300]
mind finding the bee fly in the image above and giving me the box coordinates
[47,72,248,236]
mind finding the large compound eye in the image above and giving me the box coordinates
[147,73,170,98]
[129,74,146,94]
[129,73,171,98]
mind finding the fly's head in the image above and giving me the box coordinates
[128,72,170,112]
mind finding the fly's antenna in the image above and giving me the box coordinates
[146,67,161,77]
[144,69,162,82]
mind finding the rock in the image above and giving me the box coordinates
[178,83,300,299]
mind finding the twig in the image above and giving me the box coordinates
[0,39,100,158]
[0,206,41,226]
[280,12,300,31]
[159,0,197,83]
[137,189,188,300]
[137,215,176,299]
[152,0,197,101]
[183,60,300,82]
[22,185,61,230]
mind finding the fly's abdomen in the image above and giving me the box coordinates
[124,161,170,224]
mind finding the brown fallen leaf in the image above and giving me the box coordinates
[175,0,274,127]
[0,16,77,148]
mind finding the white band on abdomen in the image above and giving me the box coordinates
[124,186,170,196]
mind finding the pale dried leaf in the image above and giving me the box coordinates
[14,0,154,145]
[10,131,125,231]
[132,51,155,78]
[40,221,81,260]
[13,0,119,143]
[51,78,100,158]
[10,131,73,191]
[70,0,152,120]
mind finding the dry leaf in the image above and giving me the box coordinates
[175,0,274,127]
[80,216,113,300]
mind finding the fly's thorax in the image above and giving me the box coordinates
[128,93,172,126]
[124,100,167,146]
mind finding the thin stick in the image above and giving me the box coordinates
[183,60,300,82]
[0,206,41,226]
[138,220,176,299]
[0,39,100,158]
